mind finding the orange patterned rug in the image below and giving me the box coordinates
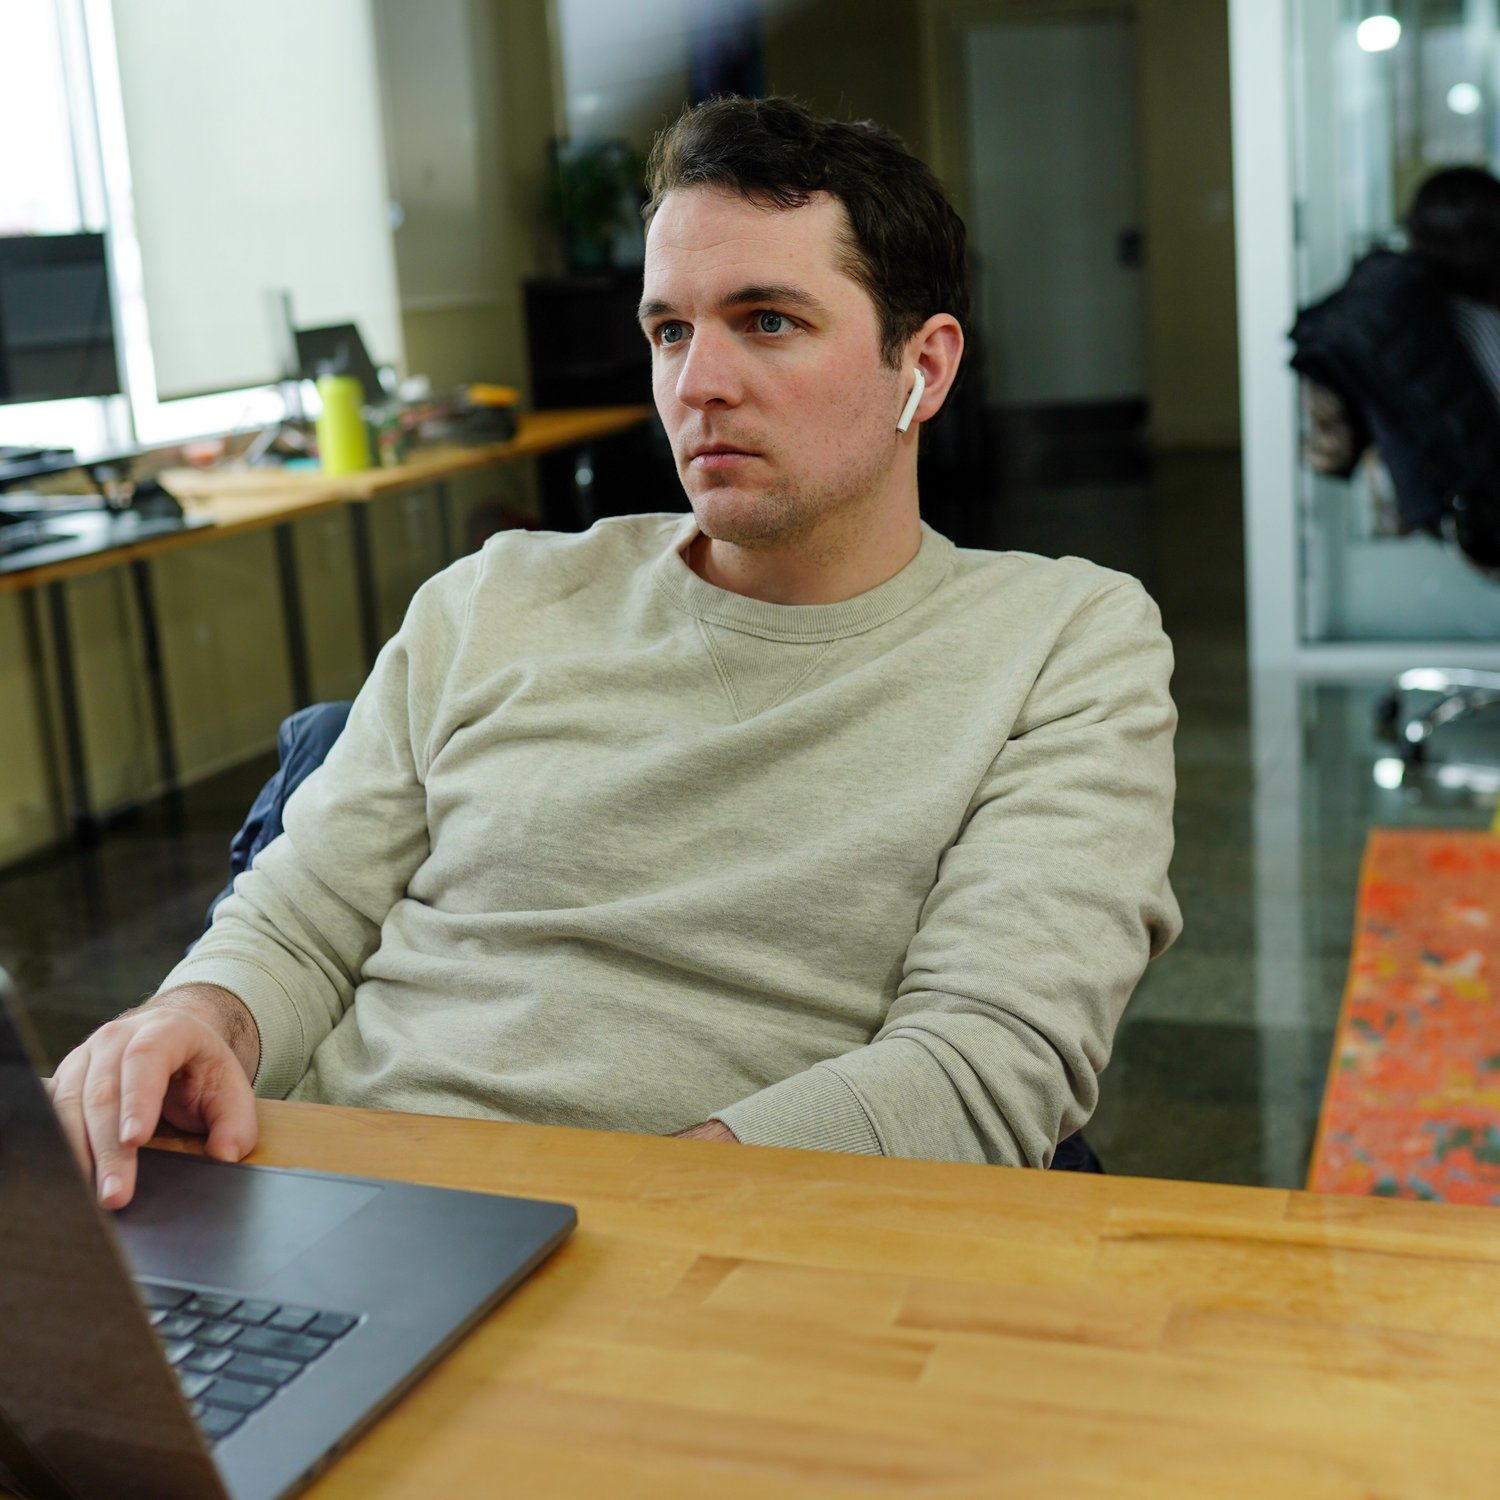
[1309,829,1500,1203]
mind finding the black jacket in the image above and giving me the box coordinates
[1289,250,1500,568]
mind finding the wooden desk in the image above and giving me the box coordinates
[160,405,653,693]
[153,1100,1500,1498]
[0,408,651,596]
[0,407,651,841]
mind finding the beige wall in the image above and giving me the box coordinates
[762,0,927,153]
[401,0,562,398]
[920,0,1239,449]
[0,593,62,864]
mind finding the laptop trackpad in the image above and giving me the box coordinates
[115,1150,381,1290]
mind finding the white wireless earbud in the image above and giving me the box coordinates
[896,368,925,433]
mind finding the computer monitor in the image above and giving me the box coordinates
[294,322,384,407]
[0,233,122,406]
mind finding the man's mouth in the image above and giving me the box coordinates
[687,443,760,471]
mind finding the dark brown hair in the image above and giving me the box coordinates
[644,95,968,367]
[1406,165,1500,305]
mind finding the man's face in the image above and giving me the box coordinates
[640,188,907,551]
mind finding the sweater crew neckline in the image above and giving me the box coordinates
[651,516,956,642]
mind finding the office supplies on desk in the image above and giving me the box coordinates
[313,375,372,476]
[0,444,75,467]
[0,408,651,846]
[0,973,576,1500]
[0,506,209,572]
[0,439,146,493]
[0,472,186,567]
[0,492,104,519]
[404,383,520,448]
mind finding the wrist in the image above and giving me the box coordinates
[672,1118,739,1143]
[148,983,262,1083]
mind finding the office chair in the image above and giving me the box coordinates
[199,700,355,935]
[203,700,1106,1173]
[1376,668,1500,769]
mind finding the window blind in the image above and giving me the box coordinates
[107,0,403,400]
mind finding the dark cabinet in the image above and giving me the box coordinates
[523,273,681,528]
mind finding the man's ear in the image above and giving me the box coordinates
[899,315,965,432]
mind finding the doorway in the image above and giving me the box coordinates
[964,15,1147,480]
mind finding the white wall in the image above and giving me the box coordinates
[556,0,696,145]
[374,0,498,314]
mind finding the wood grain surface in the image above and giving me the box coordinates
[0,407,653,594]
[148,1098,1500,1498]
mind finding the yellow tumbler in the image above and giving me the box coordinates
[315,374,372,475]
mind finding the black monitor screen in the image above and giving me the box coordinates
[0,233,121,406]
[294,322,384,407]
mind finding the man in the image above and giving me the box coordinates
[50,96,1180,1209]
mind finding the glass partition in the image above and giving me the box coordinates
[1292,0,1500,642]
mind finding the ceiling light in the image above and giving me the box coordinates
[1356,16,1402,52]
[1447,82,1483,116]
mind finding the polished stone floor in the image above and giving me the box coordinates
[2,443,1494,1188]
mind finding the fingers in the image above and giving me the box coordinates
[49,1021,145,1203]
[159,1043,259,1164]
[116,1016,193,1150]
[118,1015,259,1187]
[45,1008,257,1212]
[46,1052,96,1185]
[200,1055,259,1164]
[77,1020,140,1210]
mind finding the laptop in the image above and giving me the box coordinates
[293,324,385,408]
[0,973,576,1500]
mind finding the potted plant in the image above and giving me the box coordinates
[551,138,645,272]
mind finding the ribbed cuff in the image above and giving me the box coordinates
[153,954,308,1099]
[713,1064,885,1156]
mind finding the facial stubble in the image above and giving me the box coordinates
[683,424,901,560]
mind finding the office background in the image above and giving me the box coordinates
[0,0,1493,1191]
[0,0,1239,866]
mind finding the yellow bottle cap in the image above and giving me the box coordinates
[466,383,520,407]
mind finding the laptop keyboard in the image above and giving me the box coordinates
[137,1280,362,1443]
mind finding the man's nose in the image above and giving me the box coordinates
[673,326,743,411]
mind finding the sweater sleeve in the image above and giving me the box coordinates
[154,555,479,1098]
[714,578,1182,1166]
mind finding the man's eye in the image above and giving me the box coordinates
[755,311,789,334]
[658,322,687,346]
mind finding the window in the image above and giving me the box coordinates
[2,0,400,453]
[0,0,81,237]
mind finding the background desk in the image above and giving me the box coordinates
[149,1100,1500,1498]
[161,405,653,696]
[0,407,651,841]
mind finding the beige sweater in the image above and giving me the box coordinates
[162,515,1181,1166]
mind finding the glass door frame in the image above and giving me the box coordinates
[1231,0,1500,676]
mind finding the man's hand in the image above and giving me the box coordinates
[672,1119,739,1143]
[45,984,261,1211]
